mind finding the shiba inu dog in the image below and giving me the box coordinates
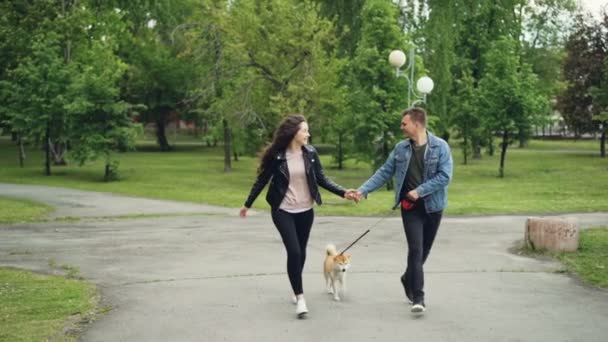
[323,244,351,301]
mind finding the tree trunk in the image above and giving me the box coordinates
[104,162,111,182]
[17,135,25,168]
[472,135,482,159]
[337,131,344,170]
[518,128,527,148]
[601,130,606,158]
[194,121,201,138]
[233,151,239,161]
[487,134,494,156]
[463,134,468,165]
[223,118,232,172]
[51,141,67,165]
[45,125,51,176]
[156,117,171,151]
[383,130,393,190]
[499,130,508,178]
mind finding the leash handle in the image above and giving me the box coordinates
[339,229,370,255]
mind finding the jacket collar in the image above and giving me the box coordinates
[405,130,439,148]
[275,145,313,160]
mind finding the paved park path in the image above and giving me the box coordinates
[1,183,607,342]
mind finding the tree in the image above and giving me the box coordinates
[451,69,480,165]
[66,38,140,181]
[348,0,409,188]
[520,0,576,144]
[424,0,457,141]
[452,0,526,158]
[200,0,342,171]
[589,12,608,157]
[0,32,73,175]
[557,14,606,137]
[309,0,365,57]
[591,59,608,157]
[478,37,544,177]
[116,0,198,152]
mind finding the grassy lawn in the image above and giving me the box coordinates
[0,197,53,224]
[0,267,97,342]
[557,227,608,288]
[0,138,606,216]
[525,138,601,151]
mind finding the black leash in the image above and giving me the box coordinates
[338,210,397,255]
[339,229,370,255]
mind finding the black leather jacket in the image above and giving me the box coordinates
[244,145,346,211]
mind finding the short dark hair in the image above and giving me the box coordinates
[402,107,427,127]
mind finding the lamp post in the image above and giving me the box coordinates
[388,49,434,107]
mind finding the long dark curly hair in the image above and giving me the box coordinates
[258,114,306,175]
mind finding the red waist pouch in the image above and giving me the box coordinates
[401,199,415,211]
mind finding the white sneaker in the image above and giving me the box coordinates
[411,303,426,313]
[295,298,308,318]
[291,294,297,305]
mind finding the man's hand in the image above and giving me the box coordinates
[239,207,249,218]
[406,190,419,201]
[345,189,363,203]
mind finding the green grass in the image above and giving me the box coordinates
[557,227,608,288]
[0,138,606,216]
[526,138,601,151]
[0,196,53,224]
[0,267,97,342]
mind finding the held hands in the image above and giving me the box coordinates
[344,189,363,203]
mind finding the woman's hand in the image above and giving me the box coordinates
[344,189,362,203]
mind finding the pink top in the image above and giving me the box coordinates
[279,149,313,213]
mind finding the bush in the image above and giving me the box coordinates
[313,143,336,155]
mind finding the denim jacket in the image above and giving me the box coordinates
[358,132,453,213]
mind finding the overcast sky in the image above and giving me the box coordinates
[579,0,607,16]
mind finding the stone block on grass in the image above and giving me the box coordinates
[525,217,579,252]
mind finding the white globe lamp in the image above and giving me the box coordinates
[416,76,434,94]
[388,50,406,69]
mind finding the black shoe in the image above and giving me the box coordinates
[400,274,413,303]
[411,301,426,313]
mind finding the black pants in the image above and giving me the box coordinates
[271,208,314,295]
[400,202,442,303]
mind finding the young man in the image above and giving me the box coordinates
[351,107,452,313]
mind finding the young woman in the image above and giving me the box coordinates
[240,114,353,318]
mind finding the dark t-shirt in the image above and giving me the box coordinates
[400,142,426,201]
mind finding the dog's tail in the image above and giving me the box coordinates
[326,244,338,256]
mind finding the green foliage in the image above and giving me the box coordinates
[66,39,139,172]
[557,14,606,136]
[424,0,456,140]
[196,0,343,157]
[478,37,544,176]
[0,1,149,176]
[310,0,365,56]
[451,69,481,164]
[0,32,72,145]
[348,0,408,171]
